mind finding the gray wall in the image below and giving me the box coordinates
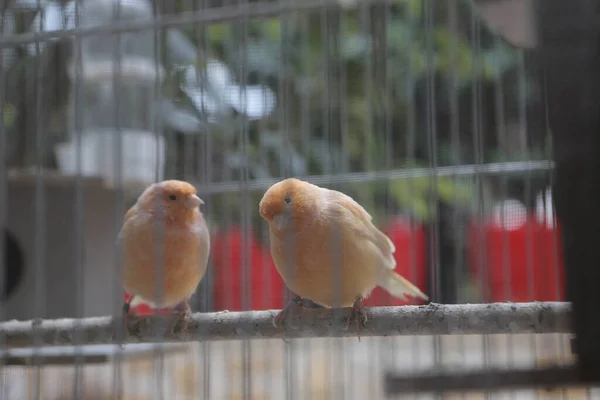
[4,177,122,320]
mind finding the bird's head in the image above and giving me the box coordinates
[259,178,319,235]
[136,180,204,219]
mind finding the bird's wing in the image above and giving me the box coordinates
[114,204,144,271]
[325,189,397,270]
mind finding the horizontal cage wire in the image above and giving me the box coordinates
[0,0,596,399]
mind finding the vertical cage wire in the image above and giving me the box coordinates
[405,3,422,399]
[237,0,253,397]
[153,0,167,398]
[32,0,47,396]
[423,4,445,400]
[280,2,299,400]
[380,0,395,394]
[361,3,377,397]
[194,0,213,396]
[543,53,570,399]
[517,43,541,400]
[0,6,7,398]
[107,0,126,396]
[72,0,86,397]
[447,3,467,400]
[340,8,355,400]
[298,6,314,399]
[492,14,517,400]
[470,8,490,400]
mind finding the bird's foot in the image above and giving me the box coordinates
[345,296,368,341]
[169,300,191,339]
[121,302,138,345]
[273,297,304,342]
[273,296,303,329]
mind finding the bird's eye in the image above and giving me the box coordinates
[168,194,177,201]
[284,195,291,204]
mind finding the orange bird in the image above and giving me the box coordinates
[118,180,210,333]
[259,178,428,332]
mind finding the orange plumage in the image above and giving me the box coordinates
[259,178,428,331]
[118,180,210,332]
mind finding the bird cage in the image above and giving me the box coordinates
[1,0,600,399]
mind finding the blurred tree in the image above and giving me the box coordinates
[170,0,546,226]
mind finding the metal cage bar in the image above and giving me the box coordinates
[540,0,600,377]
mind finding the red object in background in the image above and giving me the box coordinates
[468,216,565,302]
[123,292,170,316]
[211,226,286,311]
[365,217,428,307]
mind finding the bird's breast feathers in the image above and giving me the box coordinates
[121,211,208,264]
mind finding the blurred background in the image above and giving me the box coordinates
[0,1,573,398]
[2,0,559,318]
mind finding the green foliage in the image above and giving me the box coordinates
[165,0,540,225]
[388,171,474,222]
[3,104,16,128]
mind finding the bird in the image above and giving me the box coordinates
[117,180,210,336]
[258,178,428,335]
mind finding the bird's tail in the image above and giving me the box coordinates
[378,270,428,302]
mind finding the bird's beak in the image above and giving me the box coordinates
[258,200,267,220]
[271,213,290,232]
[186,194,204,209]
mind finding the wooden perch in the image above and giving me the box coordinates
[0,302,571,349]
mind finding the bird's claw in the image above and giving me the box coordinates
[120,302,139,346]
[345,296,367,341]
[273,296,303,328]
[169,300,192,339]
[169,311,191,339]
[273,297,304,343]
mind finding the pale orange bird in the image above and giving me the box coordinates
[118,180,210,334]
[259,178,428,333]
